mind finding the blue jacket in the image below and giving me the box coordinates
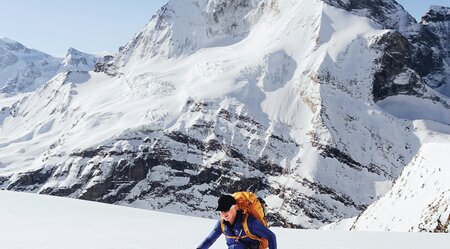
[197,211,277,249]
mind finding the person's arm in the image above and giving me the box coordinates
[249,218,277,249]
[197,221,223,249]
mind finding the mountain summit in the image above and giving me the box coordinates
[0,0,449,231]
[58,47,100,73]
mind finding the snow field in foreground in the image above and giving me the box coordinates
[0,190,449,249]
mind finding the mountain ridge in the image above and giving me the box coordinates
[0,38,101,96]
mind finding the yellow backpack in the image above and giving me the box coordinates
[220,191,269,249]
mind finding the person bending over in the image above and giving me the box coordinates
[197,194,277,249]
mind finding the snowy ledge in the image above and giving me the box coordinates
[377,95,450,133]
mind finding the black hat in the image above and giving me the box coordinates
[215,195,236,211]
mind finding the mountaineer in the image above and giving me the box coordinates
[197,193,277,249]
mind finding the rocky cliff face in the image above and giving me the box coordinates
[0,0,449,231]
[407,6,450,96]
[322,2,450,99]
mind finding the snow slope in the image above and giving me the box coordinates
[340,142,450,232]
[0,190,449,249]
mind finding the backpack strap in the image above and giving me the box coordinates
[220,214,265,248]
[241,214,264,245]
[220,219,250,240]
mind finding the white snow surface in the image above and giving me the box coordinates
[377,95,450,126]
[0,190,449,249]
[345,142,450,232]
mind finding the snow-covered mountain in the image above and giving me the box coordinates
[0,38,60,95]
[0,0,449,232]
[0,38,100,96]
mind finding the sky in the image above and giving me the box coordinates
[0,0,167,57]
[397,0,450,21]
[0,0,449,57]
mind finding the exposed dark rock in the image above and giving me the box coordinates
[409,29,443,78]
[78,151,163,203]
[70,147,105,158]
[0,176,8,188]
[189,166,224,185]
[406,6,450,91]
[40,184,83,197]
[222,177,269,194]
[167,131,206,151]
[218,108,232,121]
[370,31,423,101]
[433,214,449,233]
[79,178,115,201]
[212,0,251,27]
[269,213,305,228]
[252,156,284,175]
[165,159,197,171]
[94,55,117,77]
[7,168,55,191]
[421,6,450,23]
[206,139,223,151]
[311,134,389,177]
